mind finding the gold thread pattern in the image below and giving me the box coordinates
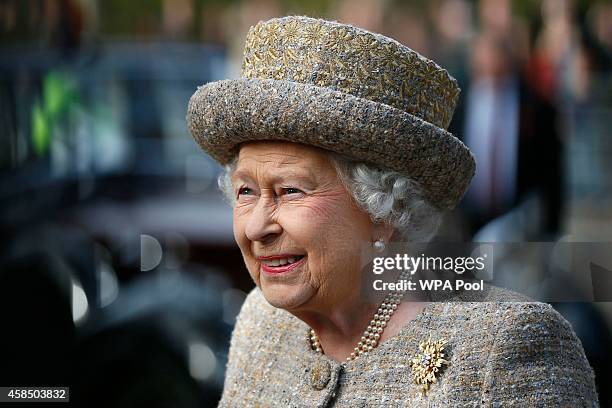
[241,17,459,130]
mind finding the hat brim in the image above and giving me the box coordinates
[187,78,475,210]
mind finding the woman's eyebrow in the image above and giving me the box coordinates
[232,168,318,186]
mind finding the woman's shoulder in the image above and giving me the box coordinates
[484,301,598,405]
[442,285,585,349]
[462,285,580,334]
[430,284,552,324]
[445,286,599,406]
[419,286,599,405]
[440,282,534,303]
[480,283,535,302]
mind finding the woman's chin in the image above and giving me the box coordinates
[259,282,314,311]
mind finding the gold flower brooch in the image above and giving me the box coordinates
[409,338,449,396]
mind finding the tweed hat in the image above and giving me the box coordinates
[187,16,475,210]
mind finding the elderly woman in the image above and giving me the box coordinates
[187,16,598,407]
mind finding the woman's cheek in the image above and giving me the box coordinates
[284,190,350,221]
[247,260,260,285]
[232,215,253,267]
[232,213,245,244]
[233,201,253,216]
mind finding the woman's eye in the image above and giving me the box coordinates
[237,187,253,196]
[283,187,303,195]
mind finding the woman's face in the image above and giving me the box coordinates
[231,141,375,312]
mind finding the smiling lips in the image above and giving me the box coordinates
[258,254,306,274]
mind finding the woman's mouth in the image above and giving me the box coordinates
[259,255,306,274]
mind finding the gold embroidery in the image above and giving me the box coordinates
[241,18,459,129]
[282,20,300,44]
[303,23,324,46]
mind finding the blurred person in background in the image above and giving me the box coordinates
[461,29,562,238]
[529,0,612,211]
[529,0,582,103]
[187,15,598,407]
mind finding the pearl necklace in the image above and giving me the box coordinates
[309,271,411,362]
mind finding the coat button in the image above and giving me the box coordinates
[310,359,332,390]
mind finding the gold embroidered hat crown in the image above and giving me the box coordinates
[187,16,475,209]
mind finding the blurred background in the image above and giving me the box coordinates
[1,0,611,406]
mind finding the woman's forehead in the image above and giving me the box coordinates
[235,141,333,171]
[231,142,342,187]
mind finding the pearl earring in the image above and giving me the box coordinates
[373,238,385,252]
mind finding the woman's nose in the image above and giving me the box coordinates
[244,198,282,243]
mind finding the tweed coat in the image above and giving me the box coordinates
[218,285,599,407]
